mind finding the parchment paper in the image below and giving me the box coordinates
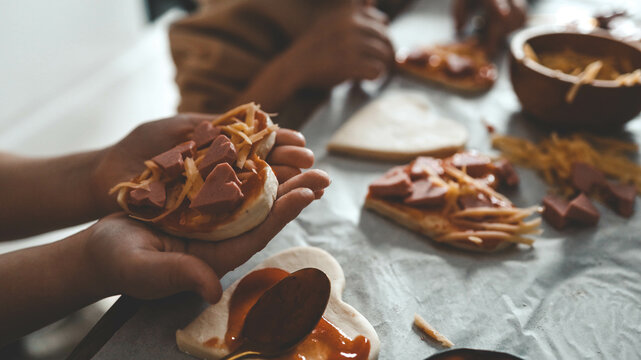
[94,0,641,359]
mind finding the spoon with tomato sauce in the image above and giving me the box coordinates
[220,267,331,360]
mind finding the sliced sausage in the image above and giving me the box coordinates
[193,121,221,149]
[410,157,444,180]
[190,163,244,213]
[567,193,600,226]
[403,180,447,207]
[451,152,492,178]
[495,159,519,187]
[458,193,493,209]
[571,162,605,193]
[603,180,636,217]
[128,181,166,209]
[152,141,196,178]
[198,135,237,178]
[542,195,570,230]
[369,168,412,198]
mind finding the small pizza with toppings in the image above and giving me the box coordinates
[365,152,541,252]
[396,40,497,92]
[110,103,280,241]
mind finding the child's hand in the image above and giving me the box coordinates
[92,114,214,213]
[86,169,329,303]
[453,0,526,55]
[282,4,394,90]
[92,115,317,214]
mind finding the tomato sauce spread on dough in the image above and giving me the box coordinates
[205,268,370,360]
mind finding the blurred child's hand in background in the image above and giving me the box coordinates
[283,4,395,89]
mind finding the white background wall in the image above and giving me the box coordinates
[0,0,147,133]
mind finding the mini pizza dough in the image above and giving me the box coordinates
[161,162,278,242]
[113,103,281,242]
[160,114,279,242]
[176,247,381,359]
[327,91,468,161]
[365,195,513,253]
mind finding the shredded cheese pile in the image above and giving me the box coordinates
[492,133,641,196]
[527,46,636,81]
[421,161,541,246]
[109,102,279,222]
[523,44,641,103]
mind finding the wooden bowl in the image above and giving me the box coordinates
[509,27,641,131]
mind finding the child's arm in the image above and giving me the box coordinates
[0,166,329,345]
[0,114,216,240]
[233,5,394,112]
[0,151,105,240]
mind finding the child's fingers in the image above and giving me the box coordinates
[275,129,306,147]
[360,38,395,64]
[483,15,506,56]
[267,146,314,169]
[271,165,302,184]
[190,188,316,276]
[453,0,474,32]
[144,252,223,304]
[487,0,512,18]
[354,59,387,80]
[358,21,389,44]
[277,170,331,198]
[361,6,389,25]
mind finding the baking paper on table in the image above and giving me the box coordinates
[94,0,641,359]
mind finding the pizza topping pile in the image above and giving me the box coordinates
[492,133,639,229]
[110,103,278,224]
[397,40,497,91]
[368,152,541,246]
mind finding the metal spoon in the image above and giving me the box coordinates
[220,267,331,360]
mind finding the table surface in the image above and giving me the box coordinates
[73,1,641,359]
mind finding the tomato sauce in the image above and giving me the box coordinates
[206,268,371,360]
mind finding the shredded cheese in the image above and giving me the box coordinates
[223,125,253,146]
[229,121,250,132]
[116,187,131,213]
[249,124,280,143]
[211,103,254,126]
[493,133,641,194]
[443,165,510,205]
[437,230,535,246]
[246,103,256,129]
[615,69,641,86]
[184,158,204,201]
[565,60,603,103]
[413,314,454,348]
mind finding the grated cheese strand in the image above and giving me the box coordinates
[223,125,253,146]
[437,230,535,246]
[566,60,603,103]
[211,103,255,126]
[413,314,454,348]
